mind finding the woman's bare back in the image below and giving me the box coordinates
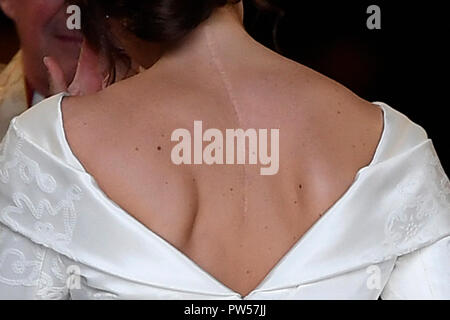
[61,12,383,296]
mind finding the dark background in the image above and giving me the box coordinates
[1,1,448,171]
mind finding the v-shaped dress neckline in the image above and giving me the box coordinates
[55,92,388,299]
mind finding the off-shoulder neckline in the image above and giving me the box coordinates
[54,92,389,299]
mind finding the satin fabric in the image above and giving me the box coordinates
[0,92,449,300]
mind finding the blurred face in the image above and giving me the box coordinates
[0,0,82,96]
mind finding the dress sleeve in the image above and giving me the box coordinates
[0,115,120,300]
[381,235,450,299]
[0,223,72,300]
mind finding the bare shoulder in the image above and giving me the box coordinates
[276,61,385,209]
[61,94,97,142]
[274,59,385,187]
[259,49,383,129]
[60,85,161,175]
[60,92,116,165]
[279,57,384,140]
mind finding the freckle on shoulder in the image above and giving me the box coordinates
[61,95,88,126]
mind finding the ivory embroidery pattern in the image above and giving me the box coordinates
[0,128,82,246]
[35,254,69,300]
[384,146,450,249]
[0,128,82,297]
[2,187,82,245]
[0,129,56,193]
[0,228,70,299]
[0,246,45,287]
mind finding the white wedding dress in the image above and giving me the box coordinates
[0,92,449,300]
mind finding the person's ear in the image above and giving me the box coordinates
[236,1,244,22]
[0,0,16,19]
[229,1,244,23]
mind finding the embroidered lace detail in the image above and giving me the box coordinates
[35,272,68,300]
[0,241,45,287]
[0,127,83,247]
[1,186,82,246]
[0,126,83,298]
[0,225,72,299]
[35,255,69,300]
[0,130,56,193]
[50,255,66,281]
[384,146,450,250]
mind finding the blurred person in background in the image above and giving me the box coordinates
[0,0,82,137]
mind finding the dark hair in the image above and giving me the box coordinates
[67,0,242,82]
[68,0,280,82]
[74,0,243,43]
